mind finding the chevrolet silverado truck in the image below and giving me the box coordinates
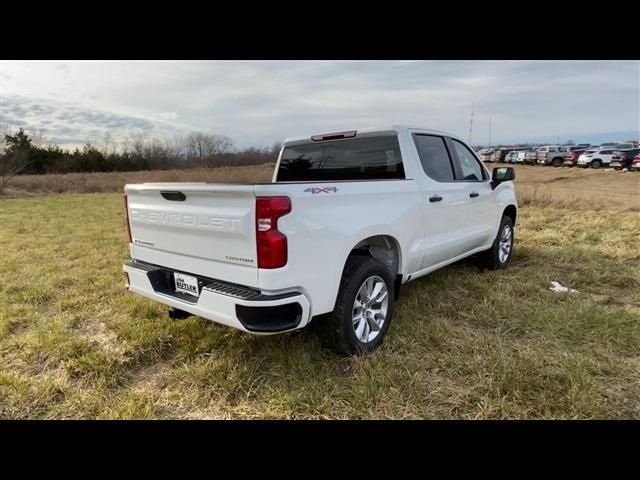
[123,126,517,355]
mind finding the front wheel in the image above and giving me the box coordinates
[315,256,394,355]
[477,216,514,270]
[591,159,602,169]
[552,157,562,167]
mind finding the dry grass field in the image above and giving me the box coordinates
[1,164,639,419]
[5,163,639,212]
[3,164,277,196]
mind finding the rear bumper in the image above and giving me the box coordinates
[609,161,628,168]
[123,260,311,334]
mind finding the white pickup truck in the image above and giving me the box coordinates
[123,126,518,355]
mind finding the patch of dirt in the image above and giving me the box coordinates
[76,322,128,359]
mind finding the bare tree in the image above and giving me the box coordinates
[99,132,116,156]
[185,132,233,167]
[0,124,10,153]
[0,149,29,194]
[145,138,170,169]
[163,135,186,167]
[122,131,150,159]
[0,125,30,193]
[29,128,47,148]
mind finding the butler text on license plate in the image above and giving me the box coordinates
[174,272,199,297]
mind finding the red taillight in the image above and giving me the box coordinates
[124,194,132,244]
[256,197,291,269]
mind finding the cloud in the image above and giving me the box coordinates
[0,60,638,147]
[1,95,157,144]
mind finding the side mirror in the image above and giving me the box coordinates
[491,167,515,189]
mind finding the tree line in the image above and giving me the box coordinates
[0,127,281,192]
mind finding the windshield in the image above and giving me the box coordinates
[277,135,404,182]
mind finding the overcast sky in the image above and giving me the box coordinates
[1,60,638,148]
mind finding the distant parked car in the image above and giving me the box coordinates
[520,149,539,165]
[504,151,518,163]
[577,148,618,168]
[504,148,530,163]
[576,149,597,168]
[490,148,514,163]
[629,153,640,172]
[562,149,586,167]
[613,143,636,151]
[536,145,569,166]
[479,149,497,163]
[609,148,640,170]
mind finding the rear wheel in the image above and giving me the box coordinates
[552,157,562,167]
[315,256,394,355]
[591,159,602,169]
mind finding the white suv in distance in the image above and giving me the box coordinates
[577,148,618,168]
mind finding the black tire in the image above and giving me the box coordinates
[552,157,562,167]
[591,159,602,169]
[477,216,514,270]
[315,256,395,356]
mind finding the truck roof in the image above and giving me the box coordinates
[283,125,463,146]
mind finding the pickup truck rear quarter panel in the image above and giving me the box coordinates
[253,180,424,316]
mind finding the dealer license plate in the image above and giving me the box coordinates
[174,272,199,298]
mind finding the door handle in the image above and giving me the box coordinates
[469,192,479,198]
[429,195,443,203]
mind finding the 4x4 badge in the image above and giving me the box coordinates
[304,187,338,194]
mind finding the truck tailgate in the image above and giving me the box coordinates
[125,183,258,286]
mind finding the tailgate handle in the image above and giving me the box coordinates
[161,191,186,201]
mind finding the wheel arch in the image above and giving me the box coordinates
[340,233,404,303]
[347,233,403,275]
[503,204,517,226]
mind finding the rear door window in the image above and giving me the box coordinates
[412,134,455,182]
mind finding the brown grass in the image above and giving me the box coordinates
[4,164,275,195]
[4,163,640,212]
[513,165,640,211]
[1,162,639,418]
[1,193,638,419]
